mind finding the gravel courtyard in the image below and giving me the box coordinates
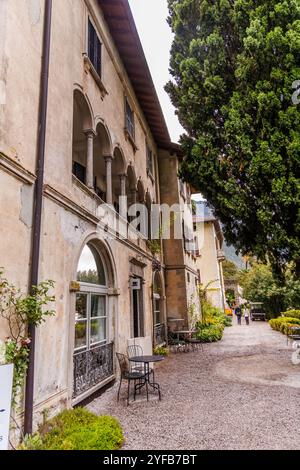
[87,321,300,450]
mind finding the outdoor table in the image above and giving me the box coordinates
[167,318,185,332]
[129,355,164,401]
[176,330,194,338]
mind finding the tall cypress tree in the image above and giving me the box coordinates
[166,0,300,277]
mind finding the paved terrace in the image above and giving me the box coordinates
[87,322,300,450]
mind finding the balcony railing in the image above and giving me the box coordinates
[73,342,114,399]
[154,323,167,346]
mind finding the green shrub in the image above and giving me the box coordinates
[20,408,123,451]
[153,345,169,356]
[194,301,230,343]
[196,323,224,342]
[281,310,300,319]
[269,317,300,335]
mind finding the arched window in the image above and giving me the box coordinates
[74,243,108,351]
[153,272,166,346]
[77,244,106,285]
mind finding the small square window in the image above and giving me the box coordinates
[88,18,102,77]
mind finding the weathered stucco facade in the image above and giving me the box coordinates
[0,0,199,434]
[194,203,226,311]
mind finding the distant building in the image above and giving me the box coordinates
[193,202,226,311]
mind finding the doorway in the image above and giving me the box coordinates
[131,277,144,338]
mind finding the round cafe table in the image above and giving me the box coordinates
[129,355,164,401]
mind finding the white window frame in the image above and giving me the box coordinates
[153,293,161,327]
[74,246,109,352]
[74,287,108,352]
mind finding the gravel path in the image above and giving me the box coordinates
[87,321,300,450]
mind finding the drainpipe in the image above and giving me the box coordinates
[24,0,52,436]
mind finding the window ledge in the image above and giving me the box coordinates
[83,54,108,99]
[124,128,138,153]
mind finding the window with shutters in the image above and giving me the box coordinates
[88,18,102,77]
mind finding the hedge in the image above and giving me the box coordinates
[281,310,300,319]
[269,317,300,335]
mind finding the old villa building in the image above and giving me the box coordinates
[193,202,226,311]
[0,0,200,433]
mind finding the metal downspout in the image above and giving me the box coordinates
[24,0,52,435]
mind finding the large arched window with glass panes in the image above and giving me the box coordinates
[153,272,166,346]
[75,244,108,351]
[73,243,113,401]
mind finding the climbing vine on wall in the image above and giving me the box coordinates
[0,271,55,406]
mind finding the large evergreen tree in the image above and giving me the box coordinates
[166,0,300,277]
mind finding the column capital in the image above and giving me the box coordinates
[104,154,113,162]
[83,128,97,138]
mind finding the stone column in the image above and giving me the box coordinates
[84,129,96,189]
[104,155,113,205]
[130,188,137,205]
[120,174,126,197]
[119,174,127,219]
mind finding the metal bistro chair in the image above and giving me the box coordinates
[167,330,187,353]
[116,353,146,405]
[127,344,155,382]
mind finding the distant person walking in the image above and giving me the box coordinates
[234,305,242,325]
[244,306,250,325]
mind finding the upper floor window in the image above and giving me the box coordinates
[147,145,154,176]
[125,98,135,140]
[88,18,102,77]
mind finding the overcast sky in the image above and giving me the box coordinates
[128,0,184,143]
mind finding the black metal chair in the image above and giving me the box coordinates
[116,353,146,405]
[167,330,187,353]
[127,344,155,382]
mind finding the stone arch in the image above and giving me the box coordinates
[72,89,94,184]
[94,118,113,155]
[93,122,113,200]
[112,146,127,213]
[126,163,137,191]
[137,178,145,203]
[73,88,93,131]
[73,233,117,289]
[113,145,126,174]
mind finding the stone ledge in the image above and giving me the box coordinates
[0,152,36,185]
